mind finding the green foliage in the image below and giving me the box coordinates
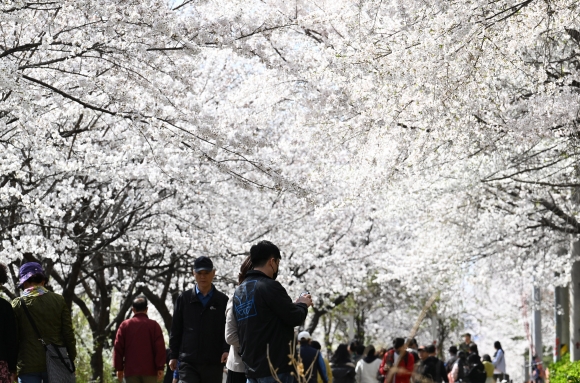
[72,306,115,383]
[549,359,580,383]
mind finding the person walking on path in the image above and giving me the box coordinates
[450,352,467,383]
[406,339,419,366]
[417,345,448,383]
[298,331,328,383]
[491,342,506,382]
[169,256,229,383]
[465,354,486,383]
[233,240,312,383]
[0,263,17,383]
[445,346,458,376]
[355,345,381,383]
[11,262,76,383]
[459,334,476,355]
[113,295,166,383]
[481,355,494,383]
[225,256,252,383]
[379,338,415,383]
[331,344,355,383]
[311,341,333,383]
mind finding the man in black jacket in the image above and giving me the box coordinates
[418,345,448,383]
[234,241,312,383]
[169,256,229,383]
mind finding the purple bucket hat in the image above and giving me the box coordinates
[18,262,45,287]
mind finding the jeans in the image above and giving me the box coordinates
[18,372,49,383]
[247,372,295,383]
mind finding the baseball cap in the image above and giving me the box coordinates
[18,262,45,287]
[194,256,214,273]
[297,331,311,341]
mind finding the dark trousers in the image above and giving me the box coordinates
[179,362,223,383]
[226,370,246,383]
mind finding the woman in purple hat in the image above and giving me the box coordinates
[0,263,18,383]
[11,262,76,383]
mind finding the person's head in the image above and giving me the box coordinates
[298,331,311,346]
[132,295,148,313]
[463,333,472,344]
[482,354,492,363]
[18,262,48,289]
[0,263,8,286]
[250,241,281,280]
[378,348,388,358]
[494,341,503,351]
[193,256,215,291]
[469,343,479,355]
[426,344,436,356]
[356,344,365,356]
[349,341,359,353]
[331,344,352,364]
[449,345,458,356]
[393,337,406,352]
[364,345,376,358]
[457,351,467,361]
[238,256,253,285]
[418,345,427,360]
[407,338,418,350]
[311,340,322,351]
[467,353,480,365]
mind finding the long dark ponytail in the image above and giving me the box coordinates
[493,341,503,357]
[238,256,253,285]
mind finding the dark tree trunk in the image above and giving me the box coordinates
[91,334,106,383]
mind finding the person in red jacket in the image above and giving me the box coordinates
[379,338,415,383]
[114,295,166,383]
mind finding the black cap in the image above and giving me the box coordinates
[194,256,213,272]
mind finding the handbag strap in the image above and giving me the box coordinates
[20,298,47,348]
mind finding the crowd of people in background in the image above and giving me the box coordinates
[0,242,511,383]
[293,333,509,383]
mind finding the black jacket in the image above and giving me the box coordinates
[0,297,18,371]
[331,363,356,383]
[234,270,308,378]
[466,362,486,383]
[169,285,229,365]
[420,356,448,383]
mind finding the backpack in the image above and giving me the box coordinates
[467,364,487,383]
[456,359,466,380]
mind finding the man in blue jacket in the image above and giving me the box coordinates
[169,256,229,383]
[234,241,313,383]
[297,331,328,383]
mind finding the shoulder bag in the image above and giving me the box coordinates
[20,298,76,383]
